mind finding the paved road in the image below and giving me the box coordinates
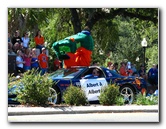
[8,105,159,115]
[8,105,159,122]
[8,112,159,122]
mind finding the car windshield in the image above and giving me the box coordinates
[49,67,84,79]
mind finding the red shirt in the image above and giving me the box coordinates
[23,55,31,66]
[127,69,133,76]
[34,36,44,46]
[38,53,48,68]
[54,59,61,70]
[119,66,128,76]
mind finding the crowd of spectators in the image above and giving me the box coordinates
[8,29,49,76]
[106,61,158,95]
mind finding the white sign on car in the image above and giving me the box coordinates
[80,78,108,101]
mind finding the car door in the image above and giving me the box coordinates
[77,67,108,101]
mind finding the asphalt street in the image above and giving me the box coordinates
[8,105,159,116]
[8,105,159,122]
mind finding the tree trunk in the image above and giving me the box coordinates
[69,8,82,34]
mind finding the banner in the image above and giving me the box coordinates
[80,78,108,101]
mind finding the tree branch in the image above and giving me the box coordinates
[69,8,82,33]
[122,10,158,24]
[85,8,158,30]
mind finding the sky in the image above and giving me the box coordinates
[1,0,164,128]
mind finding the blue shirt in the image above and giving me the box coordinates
[31,57,39,68]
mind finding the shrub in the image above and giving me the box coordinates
[15,69,54,106]
[8,73,21,89]
[134,93,158,105]
[63,85,87,106]
[99,84,121,105]
[115,95,125,106]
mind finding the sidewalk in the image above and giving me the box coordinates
[8,105,159,116]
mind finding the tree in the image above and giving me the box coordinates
[8,8,158,71]
[69,8,158,33]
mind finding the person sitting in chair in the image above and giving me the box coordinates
[83,68,100,79]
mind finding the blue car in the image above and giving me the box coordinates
[48,66,147,104]
[8,66,147,104]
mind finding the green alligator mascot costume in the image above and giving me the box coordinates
[52,26,94,68]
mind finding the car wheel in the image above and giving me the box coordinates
[48,86,61,104]
[119,85,135,104]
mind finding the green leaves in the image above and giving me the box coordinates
[99,84,120,105]
[63,85,87,106]
[15,69,54,106]
[134,93,158,105]
[8,8,158,71]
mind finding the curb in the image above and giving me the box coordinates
[8,105,159,116]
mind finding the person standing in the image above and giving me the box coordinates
[119,62,128,76]
[23,48,32,72]
[21,32,30,50]
[54,57,61,71]
[12,30,23,52]
[113,62,119,74]
[8,32,13,53]
[107,62,112,70]
[155,64,158,86]
[138,64,147,80]
[126,61,133,76]
[31,48,39,70]
[16,50,25,75]
[38,47,48,75]
[131,63,138,77]
[148,64,158,86]
[34,29,45,53]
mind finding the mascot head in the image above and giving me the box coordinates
[81,26,91,35]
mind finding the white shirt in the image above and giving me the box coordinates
[16,56,24,68]
[154,89,158,96]
[21,37,30,48]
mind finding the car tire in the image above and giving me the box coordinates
[48,86,61,104]
[119,85,135,104]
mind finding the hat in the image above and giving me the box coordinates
[42,47,46,51]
